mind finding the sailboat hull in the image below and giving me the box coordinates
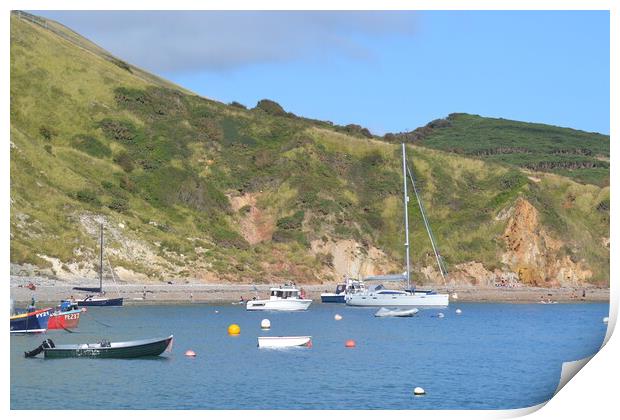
[346,292,449,307]
[76,297,124,307]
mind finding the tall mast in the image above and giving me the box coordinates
[99,223,103,292]
[401,143,411,290]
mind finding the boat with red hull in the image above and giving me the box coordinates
[48,301,84,330]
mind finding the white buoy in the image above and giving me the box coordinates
[603,317,609,324]
[413,387,426,396]
[438,312,445,318]
[214,310,219,314]
[261,319,271,329]
[451,293,458,300]
[456,308,462,315]
[334,314,343,321]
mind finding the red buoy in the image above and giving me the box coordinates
[185,350,197,357]
[345,339,356,348]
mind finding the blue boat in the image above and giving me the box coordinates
[75,296,124,307]
[72,224,124,307]
[10,307,52,333]
[320,278,366,303]
[321,282,346,303]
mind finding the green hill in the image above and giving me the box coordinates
[10,12,609,287]
[386,113,609,187]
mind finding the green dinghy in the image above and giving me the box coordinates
[25,335,173,359]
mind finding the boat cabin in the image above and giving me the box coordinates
[269,283,304,300]
[368,284,409,296]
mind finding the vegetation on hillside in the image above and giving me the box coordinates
[385,113,609,187]
[9,12,610,286]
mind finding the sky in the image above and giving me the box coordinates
[33,10,610,135]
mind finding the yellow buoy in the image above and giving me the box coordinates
[228,324,240,335]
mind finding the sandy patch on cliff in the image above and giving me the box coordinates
[228,193,275,244]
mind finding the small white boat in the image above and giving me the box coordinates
[258,336,312,348]
[246,283,312,311]
[374,307,419,317]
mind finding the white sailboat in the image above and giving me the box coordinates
[345,143,450,308]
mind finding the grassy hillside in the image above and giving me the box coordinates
[386,113,610,187]
[10,12,610,286]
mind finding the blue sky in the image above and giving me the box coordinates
[34,10,610,135]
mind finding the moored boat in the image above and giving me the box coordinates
[246,283,312,311]
[73,223,124,307]
[345,144,450,308]
[24,335,174,359]
[10,307,52,333]
[75,295,124,307]
[321,278,366,303]
[374,307,419,317]
[258,336,312,348]
[48,300,85,330]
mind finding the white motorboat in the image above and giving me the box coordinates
[257,336,312,348]
[345,144,450,308]
[246,283,312,311]
[374,307,419,317]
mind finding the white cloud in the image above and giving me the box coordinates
[32,11,417,73]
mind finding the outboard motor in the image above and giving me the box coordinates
[24,338,55,358]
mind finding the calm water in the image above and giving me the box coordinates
[11,302,609,410]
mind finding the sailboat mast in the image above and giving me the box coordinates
[401,143,411,290]
[99,223,103,292]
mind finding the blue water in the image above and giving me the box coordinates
[10,302,609,409]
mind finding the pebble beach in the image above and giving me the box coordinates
[10,276,609,305]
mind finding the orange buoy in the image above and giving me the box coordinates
[185,350,196,357]
[228,324,240,335]
[345,339,356,348]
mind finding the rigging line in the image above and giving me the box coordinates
[406,163,449,287]
[103,248,122,296]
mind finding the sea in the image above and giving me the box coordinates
[10,302,609,410]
